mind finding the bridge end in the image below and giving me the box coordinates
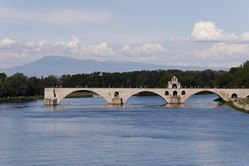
[44,88,59,105]
[44,98,58,105]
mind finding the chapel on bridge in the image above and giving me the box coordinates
[168,76,181,89]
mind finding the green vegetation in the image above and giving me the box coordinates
[0,96,42,103]
[134,92,158,96]
[237,98,249,105]
[214,97,249,113]
[227,100,249,114]
[0,60,249,102]
[66,92,95,98]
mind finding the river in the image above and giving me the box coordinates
[0,94,249,166]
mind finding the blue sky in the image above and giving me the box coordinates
[0,0,249,68]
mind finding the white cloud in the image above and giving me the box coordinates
[0,37,168,68]
[0,37,118,67]
[192,21,237,41]
[0,38,15,47]
[0,38,71,68]
[1,36,248,69]
[122,43,165,55]
[194,43,249,59]
[241,32,249,41]
[0,7,111,25]
[67,36,81,49]
[79,42,116,58]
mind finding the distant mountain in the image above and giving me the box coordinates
[3,56,227,77]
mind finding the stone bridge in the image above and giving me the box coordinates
[44,87,249,105]
[44,76,249,105]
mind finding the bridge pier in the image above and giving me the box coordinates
[110,97,123,105]
[170,96,183,104]
[44,98,58,105]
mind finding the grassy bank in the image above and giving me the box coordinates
[0,96,43,103]
[227,99,249,114]
[214,97,249,114]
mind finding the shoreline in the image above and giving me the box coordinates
[0,96,43,103]
[227,99,249,114]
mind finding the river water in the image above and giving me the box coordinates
[0,94,249,166]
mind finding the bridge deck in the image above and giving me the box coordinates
[44,87,249,105]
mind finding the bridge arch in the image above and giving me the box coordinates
[123,90,168,104]
[231,93,238,98]
[114,91,119,98]
[182,91,186,95]
[56,89,109,104]
[173,91,178,97]
[183,90,227,103]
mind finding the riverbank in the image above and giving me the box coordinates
[227,99,249,114]
[0,96,43,103]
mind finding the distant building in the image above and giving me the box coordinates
[168,76,181,88]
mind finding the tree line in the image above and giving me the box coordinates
[0,60,249,98]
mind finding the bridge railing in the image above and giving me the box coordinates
[46,85,246,89]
